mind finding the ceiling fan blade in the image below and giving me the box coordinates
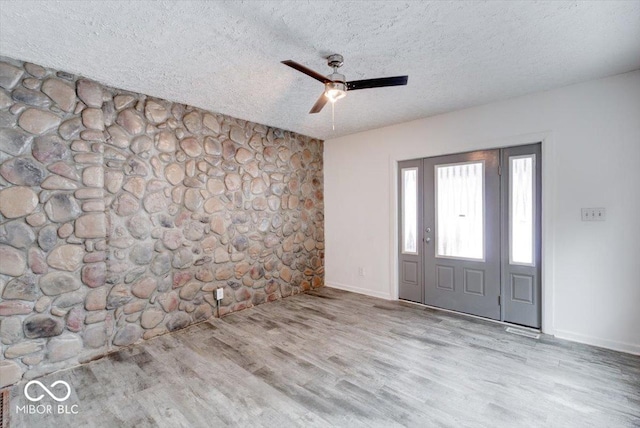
[282,60,331,84]
[309,93,328,114]
[346,75,408,91]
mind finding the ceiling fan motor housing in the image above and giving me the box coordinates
[327,54,344,69]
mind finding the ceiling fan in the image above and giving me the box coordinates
[282,54,408,114]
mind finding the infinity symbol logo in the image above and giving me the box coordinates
[24,380,71,402]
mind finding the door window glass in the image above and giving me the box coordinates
[402,168,418,254]
[510,155,535,265]
[435,161,484,260]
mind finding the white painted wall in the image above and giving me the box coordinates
[324,70,640,354]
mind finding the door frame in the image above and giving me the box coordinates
[389,131,556,335]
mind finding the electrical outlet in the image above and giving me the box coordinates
[358,267,365,277]
[216,288,224,300]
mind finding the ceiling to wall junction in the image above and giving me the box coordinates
[1,1,639,139]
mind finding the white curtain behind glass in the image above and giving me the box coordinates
[436,162,484,259]
[403,169,417,253]
[511,156,534,264]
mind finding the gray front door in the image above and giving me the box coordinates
[423,150,501,320]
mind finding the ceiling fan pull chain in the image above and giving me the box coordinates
[332,102,335,131]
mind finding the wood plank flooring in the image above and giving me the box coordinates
[9,287,640,427]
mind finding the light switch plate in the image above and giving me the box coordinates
[581,207,606,221]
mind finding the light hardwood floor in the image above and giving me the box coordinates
[9,287,640,427]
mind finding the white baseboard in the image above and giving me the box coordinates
[554,329,640,356]
[325,282,393,300]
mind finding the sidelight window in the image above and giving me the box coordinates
[401,167,418,254]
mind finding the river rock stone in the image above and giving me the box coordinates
[0,186,38,218]
[235,147,253,164]
[81,262,106,288]
[0,128,32,156]
[47,244,84,271]
[180,137,202,157]
[132,277,157,299]
[32,134,70,163]
[158,291,179,312]
[165,312,190,331]
[105,170,124,193]
[179,282,201,300]
[84,324,107,348]
[2,275,37,301]
[48,334,83,362]
[143,192,166,213]
[184,188,203,211]
[202,113,220,133]
[0,317,23,344]
[77,79,103,108]
[203,136,221,155]
[75,213,106,238]
[39,271,80,295]
[151,252,171,276]
[113,324,142,346]
[82,107,105,130]
[0,62,23,89]
[0,89,11,109]
[0,360,22,387]
[117,108,144,135]
[155,131,177,152]
[44,193,81,223]
[24,63,46,78]
[0,245,26,276]
[107,124,130,148]
[82,165,103,188]
[145,100,168,123]
[126,215,151,239]
[1,220,36,249]
[12,87,51,108]
[165,163,184,185]
[129,244,153,265]
[65,307,84,332]
[59,117,83,140]
[114,192,139,216]
[172,247,193,269]
[225,173,241,191]
[183,111,202,133]
[140,308,164,329]
[18,108,61,134]
[35,226,57,253]
[41,175,77,190]
[114,94,136,110]
[24,314,64,338]
[42,78,76,112]
[0,157,46,186]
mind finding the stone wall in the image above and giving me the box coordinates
[0,56,324,386]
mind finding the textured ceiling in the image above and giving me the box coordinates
[1,1,639,139]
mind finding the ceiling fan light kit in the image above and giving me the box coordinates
[281,53,408,115]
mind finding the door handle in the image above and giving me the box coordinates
[425,237,431,243]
